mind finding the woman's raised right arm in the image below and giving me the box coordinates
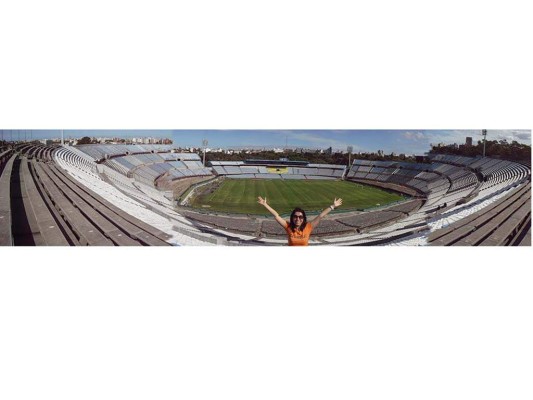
[258,197,287,228]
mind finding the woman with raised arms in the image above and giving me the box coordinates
[257,197,343,246]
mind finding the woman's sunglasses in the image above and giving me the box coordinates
[293,215,304,219]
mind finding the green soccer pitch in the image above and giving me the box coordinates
[189,179,406,215]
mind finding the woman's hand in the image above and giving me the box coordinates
[333,198,343,208]
[258,196,286,228]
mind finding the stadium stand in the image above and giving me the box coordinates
[73,145,215,203]
[1,148,173,246]
[209,160,346,180]
[428,182,531,246]
[346,159,481,210]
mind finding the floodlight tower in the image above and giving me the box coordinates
[347,145,353,168]
[202,139,208,166]
[61,129,64,146]
[482,129,487,157]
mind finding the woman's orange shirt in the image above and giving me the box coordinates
[285,223,313,246]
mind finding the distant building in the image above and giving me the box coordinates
[325,147,333,155]
[466,137,473,146]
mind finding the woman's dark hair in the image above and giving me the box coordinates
[289,207,307,231]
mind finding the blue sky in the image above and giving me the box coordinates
[1,129,530,155]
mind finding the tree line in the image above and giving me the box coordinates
[429,140,531,163]
[203,150,417,165]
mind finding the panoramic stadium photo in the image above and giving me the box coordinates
[0,129,530,246]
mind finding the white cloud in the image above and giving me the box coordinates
[403,132,426,141]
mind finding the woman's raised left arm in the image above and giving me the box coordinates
[310,198,343,228]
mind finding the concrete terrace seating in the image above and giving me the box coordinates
[11,157,71,245]
[165,168,212,180]
[55,147,98,174]
[182,211,356,238]
[336,210,405,232]
[131,162,173,183]
[212,166,226,175]
[427,163,478,192]
[103,159,130,175]
[0,154,17,245]
[429,154,529,192]
[97,163,171,207]
[181,207,414,239]
[385,199,424,215]
[447,169,478,192]
[76,144,181,162]
[77,147,214,189]
[428,182,531,246]
[76,144,126,161]
[430,154,481,167]
[16,144,58,162]
[31,161,172,246]
[348,178,420,197]
[347,160,449,199]
[479,161,530,190]
[182,211,260,234]
[223,165,243,175]
[1,148,14,176]
[0,152,173,246]
[130,155,210,184]
[104,153,168,176]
